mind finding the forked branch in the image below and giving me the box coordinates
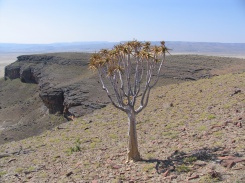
[89,40,169,114]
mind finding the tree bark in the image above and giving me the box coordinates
[127,108,141,162]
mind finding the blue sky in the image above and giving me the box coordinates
[0,0,244,44]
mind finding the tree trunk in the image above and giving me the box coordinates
[127,109,141,162]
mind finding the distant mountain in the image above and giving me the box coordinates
[0,41,245,56]
[164,41,245,55]
[0,42,117,53]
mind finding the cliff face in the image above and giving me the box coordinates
[5,53,245,121]
[5,65,21,80]
[4,53,108,120]
[5,55,49,83]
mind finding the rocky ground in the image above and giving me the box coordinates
[0,53,244,182]
[0,71,244,182]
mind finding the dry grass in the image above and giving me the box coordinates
[0,72,244,182]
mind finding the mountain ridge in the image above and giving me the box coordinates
[1,41,245,55]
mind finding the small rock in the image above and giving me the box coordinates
[162,170,170,177]
[194,161,207,167]
[187,175,199,180]
[169,175,177,180]
[181,127,186,131]
[237,122,242,128]
[224,120,232,126]
[230,88,241,96]
[66,171,73,177]
[0,153,11,159]
[8,158,16,163]
[157,94,166,98]
[221,160,236,168]
[220,150,230,155]
[169,166,175,171]
[112,165,122,169]
[214,159,222,164]
[208,170,221,179]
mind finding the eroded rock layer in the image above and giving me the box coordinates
[4,53,108,120]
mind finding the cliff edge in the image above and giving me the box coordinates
[4,53,108,120]
[1,53,245,144]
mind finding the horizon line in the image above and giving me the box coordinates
[1,40,245,45]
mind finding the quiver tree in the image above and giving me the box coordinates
[89,40,169,162]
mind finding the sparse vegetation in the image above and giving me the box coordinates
[183,156,197,164]
[66,138,81,155]
[15,167,24,173]
[176,164,191,172]
[0,54,244,182]
[109,134,118,139]
[143,163,155,172]
[207,114,216,120]
[0,171,7,176]
[199,174,221,183]
[197,125,208,131]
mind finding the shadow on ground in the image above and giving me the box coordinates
[141,146,243,180]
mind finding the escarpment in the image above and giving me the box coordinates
[4,53,108,120]
[4,53,245,121]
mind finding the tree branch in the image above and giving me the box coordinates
[136,87,151,114]
[98,69,127,112]
[149,53,165,88]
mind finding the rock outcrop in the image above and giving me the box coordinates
[4,53,108,120]
[5,65,21,80]
[39,87,64,114]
